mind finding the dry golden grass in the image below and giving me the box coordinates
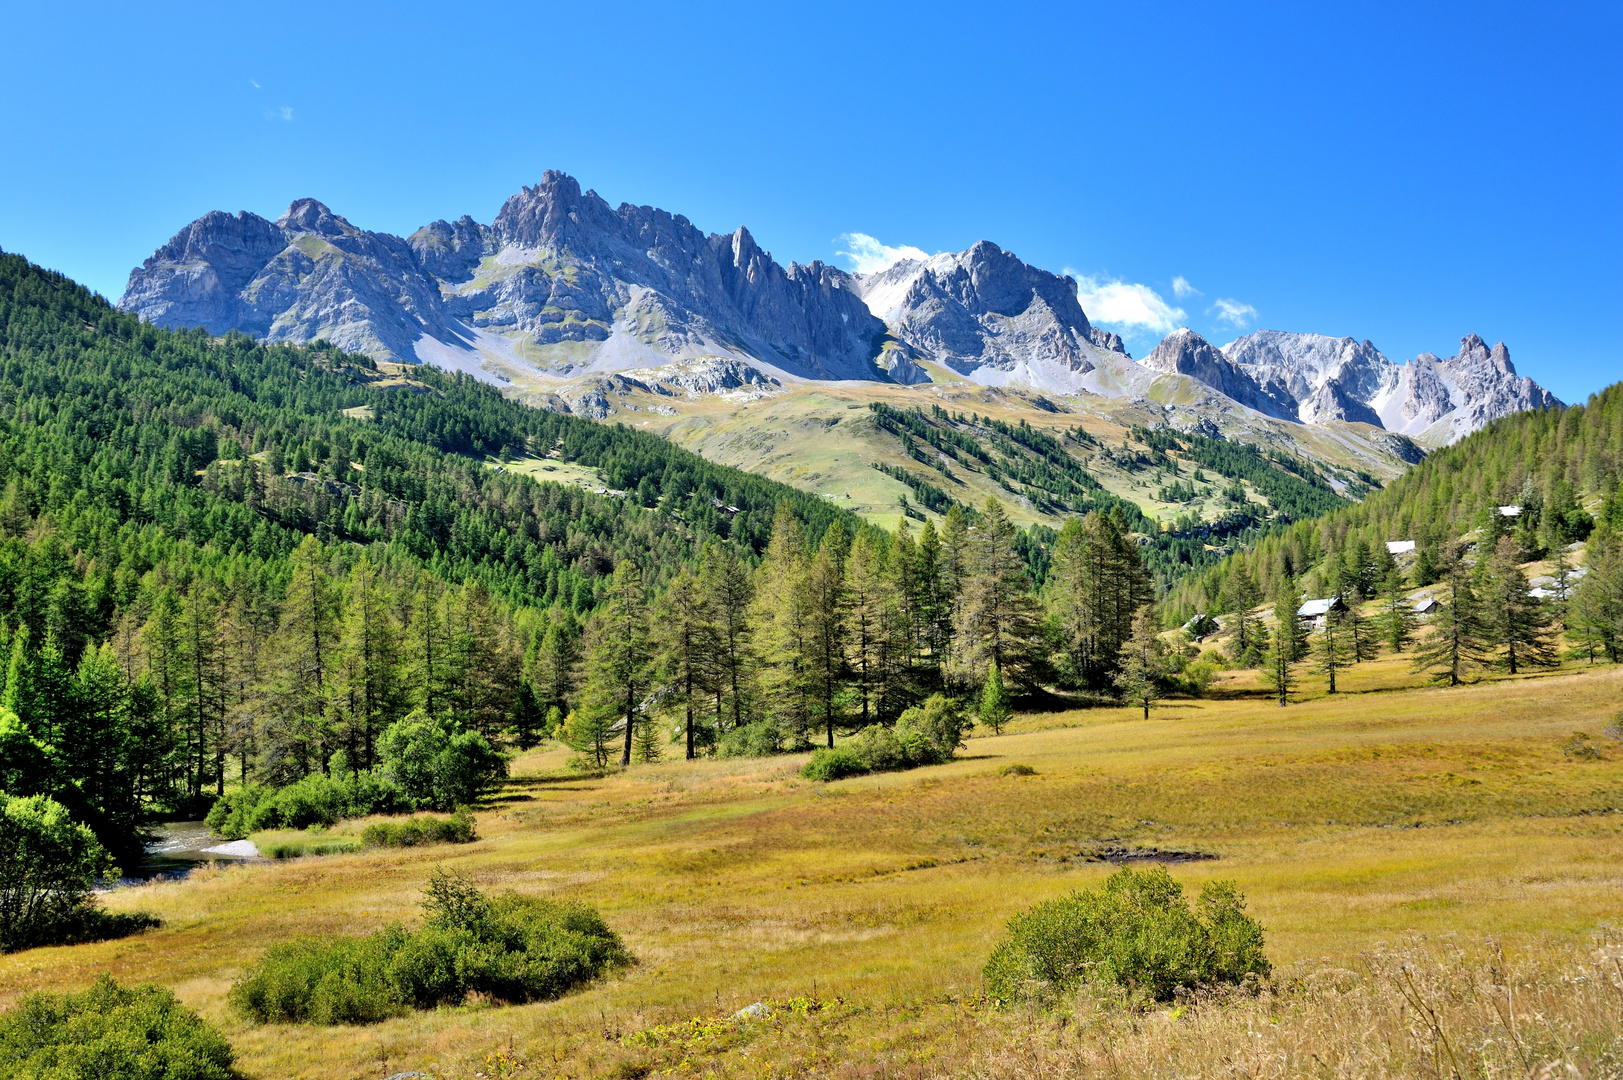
[4,655,1622,1077]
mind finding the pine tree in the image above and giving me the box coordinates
[334,557,403,771]
[1411,549,1491,686]
[698,540,753,734]
[1260,579,1303,706]
[937,504,972,683]
[952,498,1046,690]
[1114,605,1166,720]
[653,566,716,760]
[582,561,653,768]
[845,526,899,726]
[1381,566,1416,654]
[804,522,850,748]
[532,610,580,718]
[751,504,815,746]
[1219,565,1263,666]
[1049,510,1153,690]
[1310,606,1353,693]
[1480,535,1555,674]
[1344,585,1378,662]
[978,662,1011,735]
[266,536,337,780]
[180,587,228,801]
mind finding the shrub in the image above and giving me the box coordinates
[261,834,362,859]
[231,870,629,1025]
[205,771,410,839]
[1000,763,1037,777]
[800,695,967,781]
[0,794,123,952]
[380,711,508,810]
[983,866,1269,1005]
[361,810,478,848]
[1562,732,1602,760]
[717,721,783,758]
[0,973,234,1079]
[800,746,868,781]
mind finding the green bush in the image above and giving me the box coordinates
[800,695,967,781]
[231,870,629,1025]
[361,810,477,848]
[0,973,234,1079]
[716,721,783,758]
[0,793,145,952]
[800,745,867,781]
[205,770,410,839]
[983,866,1269,1005]
[380,711,508,810]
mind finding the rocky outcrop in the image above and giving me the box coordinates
[1142,329,1299,420]
[851,242,1119,389]
[1213,329,1559,444]
[1379,334,1560,443]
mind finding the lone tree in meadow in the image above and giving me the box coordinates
[1260,579,1304,707]
[1114,605,1166,720]
[1310,605,1353,693]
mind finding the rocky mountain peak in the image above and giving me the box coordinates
[277,198,352,237]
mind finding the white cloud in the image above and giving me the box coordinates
[835,232,929,274]
[264,105,294,122]
[1210,298,1258,329]
[1172,275,1200,299]
[249,79,261,89]
[1066,271,1187,336]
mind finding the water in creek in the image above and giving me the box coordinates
[109,821,261,887]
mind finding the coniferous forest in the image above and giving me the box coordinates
[0,252,1165,873]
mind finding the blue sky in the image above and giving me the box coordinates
[2,1,1618,401]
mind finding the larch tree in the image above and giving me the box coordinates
[952,498,1045,691]
[1480,535,1555,674]
[804,522,850,748]
[653,565,717,760]
[698,540,753,734]
[1411,548,1491,686]
[1114,605,1167,720]
[1260,578,1304,707]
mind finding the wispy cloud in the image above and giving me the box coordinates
[249,79,262,89]
[1067,271,1187,337]
[1210,298,1258,329]
[1172,275,1199,299]
[836,233,929,274]
[264,105,294,122]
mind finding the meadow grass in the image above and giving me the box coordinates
[2,655,1620,1077]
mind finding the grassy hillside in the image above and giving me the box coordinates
[14,653,1621,1077]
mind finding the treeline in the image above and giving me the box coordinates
[556,499,1155,768]
[1164,391,1601,624]
[0,251,859,860]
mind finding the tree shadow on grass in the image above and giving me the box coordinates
[6,908,161,954]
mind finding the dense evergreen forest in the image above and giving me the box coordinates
[0,252,1167,869]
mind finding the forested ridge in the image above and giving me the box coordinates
[1166,386,1623,637]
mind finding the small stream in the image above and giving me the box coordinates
[105,821,262,888]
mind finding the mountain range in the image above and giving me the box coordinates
[118,170,1557,448]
